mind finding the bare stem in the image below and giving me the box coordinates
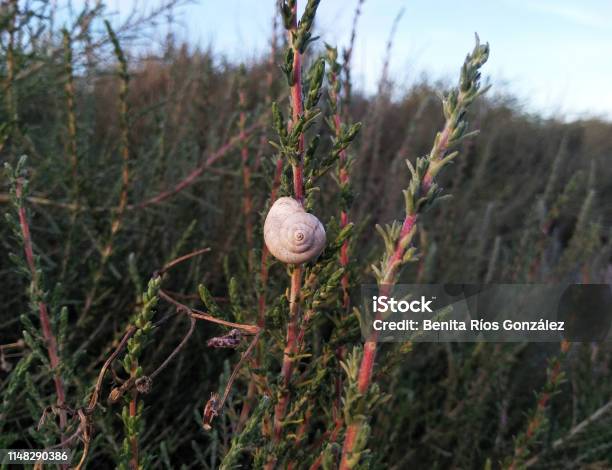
[133,122,262,209]
[342,0,364,117]
[87,325,137,412]
[203,332,262,431]
[159,290,260,334]
[159,247,211,274]
[148,316,196,380]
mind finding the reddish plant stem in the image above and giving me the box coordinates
[128,388,139,469]
[339,213,417,470]
[241,157,283,431]
[309,413,343,470]
[330,75,351,309]
[507,340,569,470]
[344,72,461,464]
[289,34,305,203]
[272,1,306,445]
[15,181,67,433]
[273,267,303,440]
[133,123,262,209]
[286,407,312,470]
[239,89,254,269]
[307,348,345,470]
[159,247,211,274]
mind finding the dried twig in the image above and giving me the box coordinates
[159,289,260,334]
[159,247,211,274]
[203,330,262,430]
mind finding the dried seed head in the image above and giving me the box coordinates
[136,376,152,394]
[207,329,242,348]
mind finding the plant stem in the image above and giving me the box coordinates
[287,1,305,201]
[342,0,364,119]
[159,290,260,334]
[241,191,281,429]
[60,29,80,280]
[87,325,137,412]
[63,30,78,195]
[273,0,306,443]
[5,0,18,125]
[81,22,131,320]
[329,65,351,309]
[274,266,303,439]
[339,37,489,465]
[507,340,570,469]
[239,75,255,269]
[15,180,67,434]
[242,155,282,430]
[129,388,139,470]
[339,212,418,469]
[133,122,262,209]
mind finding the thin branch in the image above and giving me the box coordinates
[87,325,137,412]
[525,399,612,467]
[203,330,263,430]
[219,330,262,410]
[149,316,196,380]
[107,316,197,404]
[159,290,260,334]
[15,179,67,434]
[131,122,263,210]
[159,247,211,274]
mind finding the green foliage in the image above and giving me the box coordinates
[0,2,610,469]
[119,276,161,469]
[219,396,271,469]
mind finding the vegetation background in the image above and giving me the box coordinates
[1,0,611,468]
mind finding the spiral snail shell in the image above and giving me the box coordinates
[264,197,326,264]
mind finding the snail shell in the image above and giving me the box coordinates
[264,197,326,264]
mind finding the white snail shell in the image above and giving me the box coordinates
[264,197,326,264]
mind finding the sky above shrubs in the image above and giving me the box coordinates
[101,0,612,121]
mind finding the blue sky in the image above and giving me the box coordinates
[103,0,612,121]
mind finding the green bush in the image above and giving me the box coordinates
[1,1,612,469]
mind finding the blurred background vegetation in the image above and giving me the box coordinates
[1,1,612,468]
